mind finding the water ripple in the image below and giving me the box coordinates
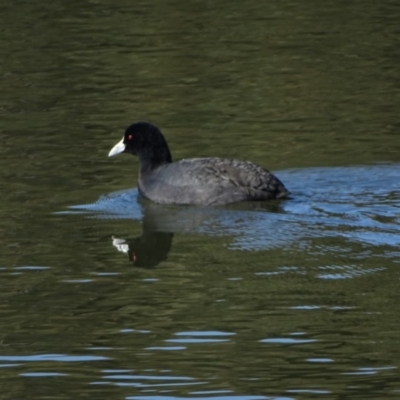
[62,164,400,254]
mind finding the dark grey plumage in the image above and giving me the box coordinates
[108,122,289,206]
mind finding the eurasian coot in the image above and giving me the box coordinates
[109,122,289,206]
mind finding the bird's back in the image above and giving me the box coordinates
[138,157,289,206]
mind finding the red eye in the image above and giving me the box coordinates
[128,134,133,140]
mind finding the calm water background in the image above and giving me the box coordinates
[1,1,400,399]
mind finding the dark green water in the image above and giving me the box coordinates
[1,1,400,399]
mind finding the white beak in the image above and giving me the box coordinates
[108,138,126,157]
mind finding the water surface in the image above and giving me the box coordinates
[1,1,400,399]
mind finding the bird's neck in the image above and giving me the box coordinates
[138,146,172,173]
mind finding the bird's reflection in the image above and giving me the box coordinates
[112,231,173,268]
[110,198,288,268]
[111,201,178,268]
